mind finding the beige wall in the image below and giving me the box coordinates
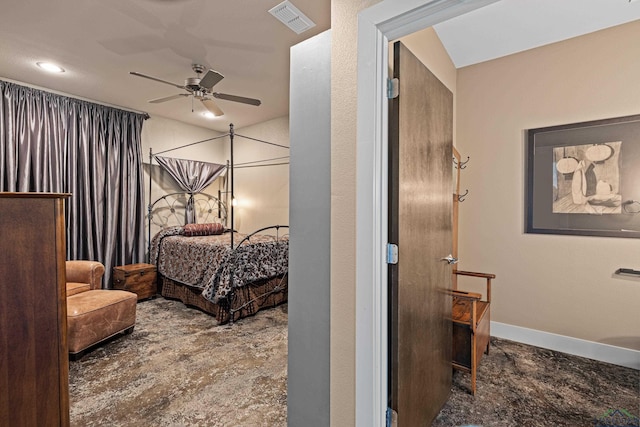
[329,9,640,425]
[401,27,458,141]
[456,20,640,350]
[400,27,456,95]
[331,0,382,425]
[330,4,458,425]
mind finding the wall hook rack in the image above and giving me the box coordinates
[453,155,470,169]
[457,189,469,202]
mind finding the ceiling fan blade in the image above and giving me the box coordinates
[198,69,224,90]
[201,99,224,117]
[130,71,185,90]
[212,92,261,106]
[149,93,190,104]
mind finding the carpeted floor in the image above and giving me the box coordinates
[433,339,639,427]
[69,298,639,427]
[69,298,288,427]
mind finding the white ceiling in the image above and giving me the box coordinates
[0,0,330,132]
[435,0,640,68]
[1,0,639,133]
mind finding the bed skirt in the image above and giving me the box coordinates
[159,274,288,324]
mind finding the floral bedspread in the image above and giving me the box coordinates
[150,227,288,303]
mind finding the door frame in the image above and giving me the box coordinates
[354,1,500,425]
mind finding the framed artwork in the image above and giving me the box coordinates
[526,114,640,238]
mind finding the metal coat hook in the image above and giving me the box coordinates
[457,189,469,202]
[453,156,470,170]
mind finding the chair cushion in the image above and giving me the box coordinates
[452,299,489,325]
[66,282,91,296]
[67,290,137,354]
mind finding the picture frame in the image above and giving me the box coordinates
[526,114,640,238]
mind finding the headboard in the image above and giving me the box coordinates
[147,191,228,241]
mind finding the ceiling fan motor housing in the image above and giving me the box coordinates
[185,77,204,92]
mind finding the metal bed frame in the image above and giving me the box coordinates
[147,191,228,259]
[225,225,289,324]
[146,124,290,323]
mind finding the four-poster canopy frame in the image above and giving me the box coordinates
[146,123,290,256]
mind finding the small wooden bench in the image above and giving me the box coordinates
[452,270,495,395]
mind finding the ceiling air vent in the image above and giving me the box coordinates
[268,1,316,34]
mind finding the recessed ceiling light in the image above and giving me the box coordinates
[36,62,65,73]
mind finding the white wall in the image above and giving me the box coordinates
[142,115,289,241]
[141,116,227,203]
[288,30,332,426]
[230,116,290,233]
[141,116,227,250]
[141,116,226,164]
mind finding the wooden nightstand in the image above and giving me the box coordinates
[113,263,157,301]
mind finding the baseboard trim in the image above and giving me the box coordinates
[491,322,640,370]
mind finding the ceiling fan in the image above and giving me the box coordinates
[130,63,261,117]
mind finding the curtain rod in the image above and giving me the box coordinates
[0,77,150,118]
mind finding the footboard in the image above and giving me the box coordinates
[160,274,287,324]
[226,225,289,324]
[156,225,289,324]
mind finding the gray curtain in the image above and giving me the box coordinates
[154,155,226,223]
[0,80,146,287]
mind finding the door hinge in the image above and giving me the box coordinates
[386,243,398,265]
[386,407,393,427]
[387,78,399,99]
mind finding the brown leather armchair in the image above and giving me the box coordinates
[66,260,104,294]
[66,261,137,359]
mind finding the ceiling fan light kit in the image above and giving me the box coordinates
[129,63,261,118]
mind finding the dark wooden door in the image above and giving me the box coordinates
[388,41,453,426]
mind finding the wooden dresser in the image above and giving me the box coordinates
[0,193,70,426]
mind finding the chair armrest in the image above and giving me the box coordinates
[454,270,495,280]
[452,289,482,300]
[453,270,495,303]
[66,260,105,290]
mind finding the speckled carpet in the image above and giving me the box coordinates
[70,298,639,427]
[69,298,288,427]
[433,338,639,427]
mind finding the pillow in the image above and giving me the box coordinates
[182,222,225,236]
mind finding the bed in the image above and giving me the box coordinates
[147,125,290,324]
[148,191,288,324]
